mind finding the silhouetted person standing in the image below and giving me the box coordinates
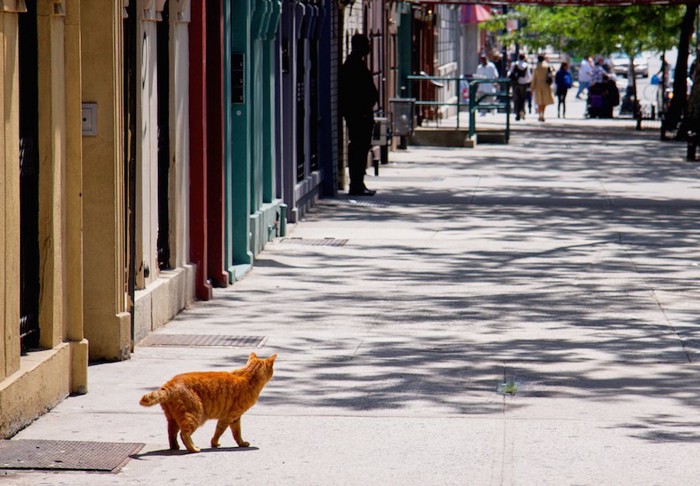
[340,34,378,196]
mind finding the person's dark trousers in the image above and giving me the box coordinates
[346,115,374,192]
[512,83,527,119]
[557,92,567,117]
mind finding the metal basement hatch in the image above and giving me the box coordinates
[0,439,144,472]
[139,334,267,348]
[280,238,348,247]
[324,198,391,208]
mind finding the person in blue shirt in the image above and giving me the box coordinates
[555,62,573,118]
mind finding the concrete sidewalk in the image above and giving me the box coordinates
[5,116,700,485]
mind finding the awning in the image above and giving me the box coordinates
[461,4,491,24]
[479,0,695,3]
[416,0,696,5]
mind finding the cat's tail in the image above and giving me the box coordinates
[139,389,168,407]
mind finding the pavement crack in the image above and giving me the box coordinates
[598,180,615,207]
[618,244,694,364]
[470,176,482,203]
[350,340,364,359]
[650,288,693,364]
[502,363,507,415]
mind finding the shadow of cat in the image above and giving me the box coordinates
[131,446,259,458]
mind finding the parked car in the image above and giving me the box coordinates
[610,52,649,78]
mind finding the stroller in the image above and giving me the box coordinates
[618,86,636,117]
[586,78,620,119]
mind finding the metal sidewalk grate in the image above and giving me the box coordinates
[0,439,144,472]
[323,198,391,208]
[364,176,444,182]
[280,238,348,247]
[139,334,267,348]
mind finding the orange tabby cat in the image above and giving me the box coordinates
[140,353,277,453]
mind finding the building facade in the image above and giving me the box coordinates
[2,0,340,438]
[1,0,88,438]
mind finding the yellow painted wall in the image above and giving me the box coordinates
[64,0,85,345]
[0,345,71,438]
[39,0,88,393]
[37,1,68,350]
[0,0,88,439]
[81,1,131,361]
[1,7,21,381]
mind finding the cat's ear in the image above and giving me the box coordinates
[249,352,259,360]
[267,354,277,363]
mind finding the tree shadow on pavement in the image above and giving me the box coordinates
[178,124,700,441]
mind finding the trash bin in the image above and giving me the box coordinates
[390,98,415,150]
[389,98,415,137]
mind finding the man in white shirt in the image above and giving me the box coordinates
[576,56,593,99]
[474,55,499,111]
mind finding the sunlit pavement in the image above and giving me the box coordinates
[5,117,700,485]
[447,88,650,131]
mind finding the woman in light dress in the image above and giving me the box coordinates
[531,54,555,122]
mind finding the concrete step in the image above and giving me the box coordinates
[409,127,475,147]
[409,127,509,147]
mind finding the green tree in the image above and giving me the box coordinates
[486,5,684,114]
[663,4,698,139]
[487,5,682,60]
[486,5,684,123]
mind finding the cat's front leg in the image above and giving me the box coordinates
[230,417,250,447]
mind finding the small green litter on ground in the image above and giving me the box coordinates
[497,381,519,395]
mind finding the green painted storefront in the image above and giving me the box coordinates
[224,0,282,282]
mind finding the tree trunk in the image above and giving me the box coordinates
[662,3,698,137]
[685,58,700,159]
[628,51,639,119]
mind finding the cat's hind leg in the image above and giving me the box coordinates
[162,405,180,450]
[167,418,180,450]
[211,419,231,448]
[230,417,250,447]
[180,433,200,453]
[179,414,201,453]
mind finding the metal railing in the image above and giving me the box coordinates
[406,74,466,128]
[468,78,511,142]
[405,75,511,142]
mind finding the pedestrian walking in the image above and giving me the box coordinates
[494,50,507,78]
[340,33,379,196]
[555,62,573,118]
[474,54,499,114]
[590,57,607,85]
[508,53,532,121]
[531,54,554,122]
[575,56,593,99]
